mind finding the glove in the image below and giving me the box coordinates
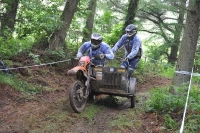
[123,57,129,62]
[94,54,105,60]
[99,54,105,59]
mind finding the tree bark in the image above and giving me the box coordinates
[49,0,80,50]
[168,0,186,64]
[171,0,200,87]
[82,0,97,43]
[122,0,139,35]
[0,0,19,38]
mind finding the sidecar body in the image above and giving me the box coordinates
[90,67,136,107]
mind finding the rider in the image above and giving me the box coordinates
[112,24,142,78]
[76,33,114,66]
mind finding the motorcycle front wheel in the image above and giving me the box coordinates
[69,80,87,113]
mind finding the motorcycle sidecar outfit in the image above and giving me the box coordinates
[90,67,136,108]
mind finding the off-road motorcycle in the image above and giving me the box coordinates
[67,48,136,113]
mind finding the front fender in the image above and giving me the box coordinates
[67,66,88,77]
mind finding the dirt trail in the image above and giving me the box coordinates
[0,68,171,133]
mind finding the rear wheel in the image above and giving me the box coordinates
[69,80,87,113]
[130,96,135,108]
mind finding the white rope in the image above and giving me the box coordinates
[180,67,193,133]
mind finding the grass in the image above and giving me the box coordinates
[109,109,136,130]
[0,72,44,95]
[28,109,77,133]
[27,104,103,132]
[145,85,200,132]
[80,104,103,123]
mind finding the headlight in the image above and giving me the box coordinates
[79,61,85,67]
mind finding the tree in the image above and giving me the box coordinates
[171,0,200,87]
[49,0,80,50]
[168,0,186,64]
[122,0,140,35]
[82,0,97,43]
[138,0,187,64]
[0,0,19,38]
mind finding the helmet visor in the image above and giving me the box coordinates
[126,30,135,37]
[91,39,101,45]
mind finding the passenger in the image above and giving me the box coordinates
[112,24,142,78]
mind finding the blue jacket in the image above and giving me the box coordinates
[112,34,142,59]
[76,41,114,66]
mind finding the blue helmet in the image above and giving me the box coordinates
[125,24,137,37]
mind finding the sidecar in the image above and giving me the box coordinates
[90,67,136,108]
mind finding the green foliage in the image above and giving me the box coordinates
[103,23,123,47]
[184,114,200,132]
[28,52,40,64]
[0,73,43,95]
[145,86,186,114]
[194,46,200,73]
[145,85,200,131]
[143,41,169,62]
[65,0,93,51]
[0,36,34,58]
[16,0,63,40]
[49,48,67,59]
[164,114,178,129]
[188,85,200,112]
[95,10,114,34]
[137,58,175,78]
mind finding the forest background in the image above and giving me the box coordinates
[0,0,200,132]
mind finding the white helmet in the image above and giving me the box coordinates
[91,33,103,49]
[125,24,137,37]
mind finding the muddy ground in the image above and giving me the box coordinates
[0,64,172,133]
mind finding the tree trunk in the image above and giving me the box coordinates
[82,0,97,43]
[49,0,80,50]
[168,0,186,64]
[171,0,200,87]
[168,44,179,64]
[122,0,139,35]
[0,0,19,38]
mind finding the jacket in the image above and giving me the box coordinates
[76,41,114,66]
[112,34,142,59]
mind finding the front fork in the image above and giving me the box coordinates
[83,63,92,99]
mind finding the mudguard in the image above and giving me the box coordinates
[67,66,88,77]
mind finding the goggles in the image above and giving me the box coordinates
[91,39,101,45]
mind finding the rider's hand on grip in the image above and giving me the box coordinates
[123,57,129,62]
[99,54,105,59]
[94,54,105,60]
